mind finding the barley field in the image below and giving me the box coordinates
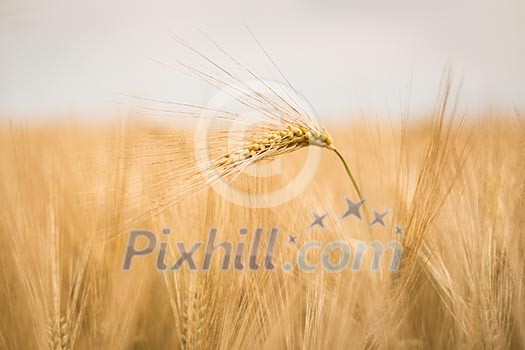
[0,93,523,349]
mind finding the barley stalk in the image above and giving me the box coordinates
[181,277,207,350]
[120,33,364,226]
[214,123,363,198]
[48,316,70,350]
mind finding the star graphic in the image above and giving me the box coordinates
[369,209,390,227]
[341,197,367,221]
[309,211,328,228]
[288,234,297,244]
[395,225,405,235]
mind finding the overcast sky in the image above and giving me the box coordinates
[0,0,524,120]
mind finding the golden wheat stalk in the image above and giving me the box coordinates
[212,122,363,199]
[119,32,363,227]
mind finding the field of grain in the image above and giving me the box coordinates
[0,104,523,349]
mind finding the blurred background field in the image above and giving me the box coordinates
[0,110,523,349]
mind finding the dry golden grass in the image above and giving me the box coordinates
[0,107,523,349]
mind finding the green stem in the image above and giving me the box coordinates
[332,148,363,199]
